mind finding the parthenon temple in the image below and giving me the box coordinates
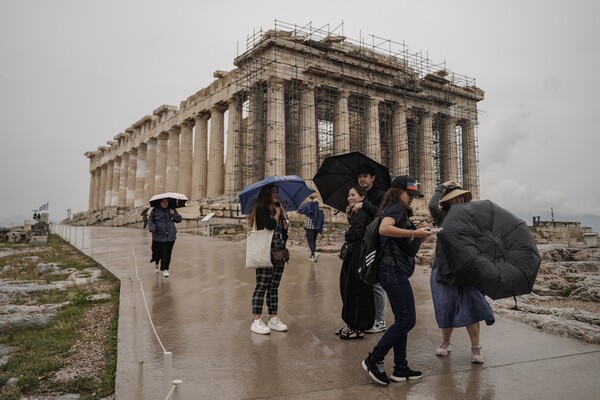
[84,21,483,220]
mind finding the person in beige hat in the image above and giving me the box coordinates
[428,181,495,364]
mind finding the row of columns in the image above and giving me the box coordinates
[88,79,479,211]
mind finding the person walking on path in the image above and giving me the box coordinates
[362,176,434,385]
[298,195,324,262]
[428,181,495,363]
[351,164,387,334]
[148,199,182,277]
[335,186,375,340]
[248,184,290,335]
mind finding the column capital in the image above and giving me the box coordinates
[193,111,210,122]
[210,104,227,114]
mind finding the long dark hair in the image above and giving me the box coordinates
[247,184,277,228]
[380,187,410,214]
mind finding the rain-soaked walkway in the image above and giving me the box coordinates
[62,226,600,400]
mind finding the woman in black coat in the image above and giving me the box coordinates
[148,198,182,277]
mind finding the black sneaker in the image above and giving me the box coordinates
[391,365,423,382]
[361,353,390,385]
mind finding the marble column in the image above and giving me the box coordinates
[265,78,286,176]
[225,97,242,194]
[192,113,209,199]
[119,153,129,206]
[392,104,409,176]
[111,158,121,206]
[178,121,193,197]
[366,97,381,161]
[88,169,95,211]
[461,120,479,199]
[441,117,459,182]
[334,89,350,154]
[134,144,147,207]
[92,168,101,210]
[98,164,107,208]
[419,112,435,198]
[154,132,168,194]
[144,138,157,200]
[104,160,114,207]
[166,127,181,193]
[126,149,137,207]
[207,106,225,196]
[244,86,262,186]
[300,83,317,182]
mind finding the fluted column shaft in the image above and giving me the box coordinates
[366,97,381,161]
[225,98,242,194]
[419,112,435,199]
[442,118,459,182]
[98,164,107,208]
[126,149,138,207]
[334,89,350,154]
[111,158,121,206]
[192,114,208,199]
[119,153,129,206]
[88,169,95,211]
[104,161,114,207]
[244,87,262,186]
[461,120,479,199]
[144,138,157,200]
[134,144,146,207]
[207,106,225,196]
[265,78,286,176]
[178,122,193,197]
[166,127,181,193]
[155,133,168,195]
[392,104,409,176]
[300,83,317,182]
[92,168,101,210]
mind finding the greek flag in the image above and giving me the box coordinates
[38,202,49,211]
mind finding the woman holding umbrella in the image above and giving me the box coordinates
[248,184,289,335]
[428,181,495,363]
[148,198,182,277]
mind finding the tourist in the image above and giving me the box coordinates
[248,184,289,335]
[428,181,495,363]
[351,164,387,334]
[336,185,374,340]
[362,176,433,385]
[147,199,182,277]
[297,194,324,262]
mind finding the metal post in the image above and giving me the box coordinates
[164,352,173,398]
[106,232,109,268]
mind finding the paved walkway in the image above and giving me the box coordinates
[62,226,600,400]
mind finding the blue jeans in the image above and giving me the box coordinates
[372,282,386,322]
[371,263,416,367]
[304,228,318,255]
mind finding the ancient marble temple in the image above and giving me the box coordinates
[85,23,484,214]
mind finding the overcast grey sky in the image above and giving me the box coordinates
[1,0,598,228]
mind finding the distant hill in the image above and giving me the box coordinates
[0,215,30,228]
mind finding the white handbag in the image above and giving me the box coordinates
[245,222,274,268]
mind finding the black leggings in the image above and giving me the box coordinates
[151,240,176,270]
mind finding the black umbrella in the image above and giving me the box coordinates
[149,192,188,209]
[313,152,391,212]
[435,200,541,300]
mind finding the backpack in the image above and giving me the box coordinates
[357,215,385,285]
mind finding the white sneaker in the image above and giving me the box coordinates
[251,319,271,335]
[308,255,314,261]
[436,340,451,357]
[312,252,319,262]
[267,317,288,332]
[162,270,170,277]
[471,346,484,363]
[365,321,386,333]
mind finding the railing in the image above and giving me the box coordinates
[49,224,183,399]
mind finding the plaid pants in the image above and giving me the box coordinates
[252,264,285,315]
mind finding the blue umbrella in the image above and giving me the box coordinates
[239,175,315,215]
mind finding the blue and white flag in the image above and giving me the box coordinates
[38,202,49,211]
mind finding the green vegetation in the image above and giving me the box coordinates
[0,234,119,399]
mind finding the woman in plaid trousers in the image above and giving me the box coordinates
[248,184,289,335]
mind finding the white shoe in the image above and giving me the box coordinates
[365,321,386,333]
[162,270,170,277]
[267,316,288,332]
[312,252,319,262]
[308,255,314,261]
[436,340,451,357]
[251,319,271,335]
[471,346,484,363]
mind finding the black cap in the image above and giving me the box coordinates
[390,176,424,197]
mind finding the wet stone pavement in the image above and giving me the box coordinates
[64,226,600,400]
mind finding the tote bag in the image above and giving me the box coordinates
[245,223,274,268]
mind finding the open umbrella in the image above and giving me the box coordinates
[313,151,391,212]
[239,175,315,215]
[436,200,541,300]
[149,192,188,209]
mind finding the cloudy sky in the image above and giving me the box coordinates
[1,0,598,229]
